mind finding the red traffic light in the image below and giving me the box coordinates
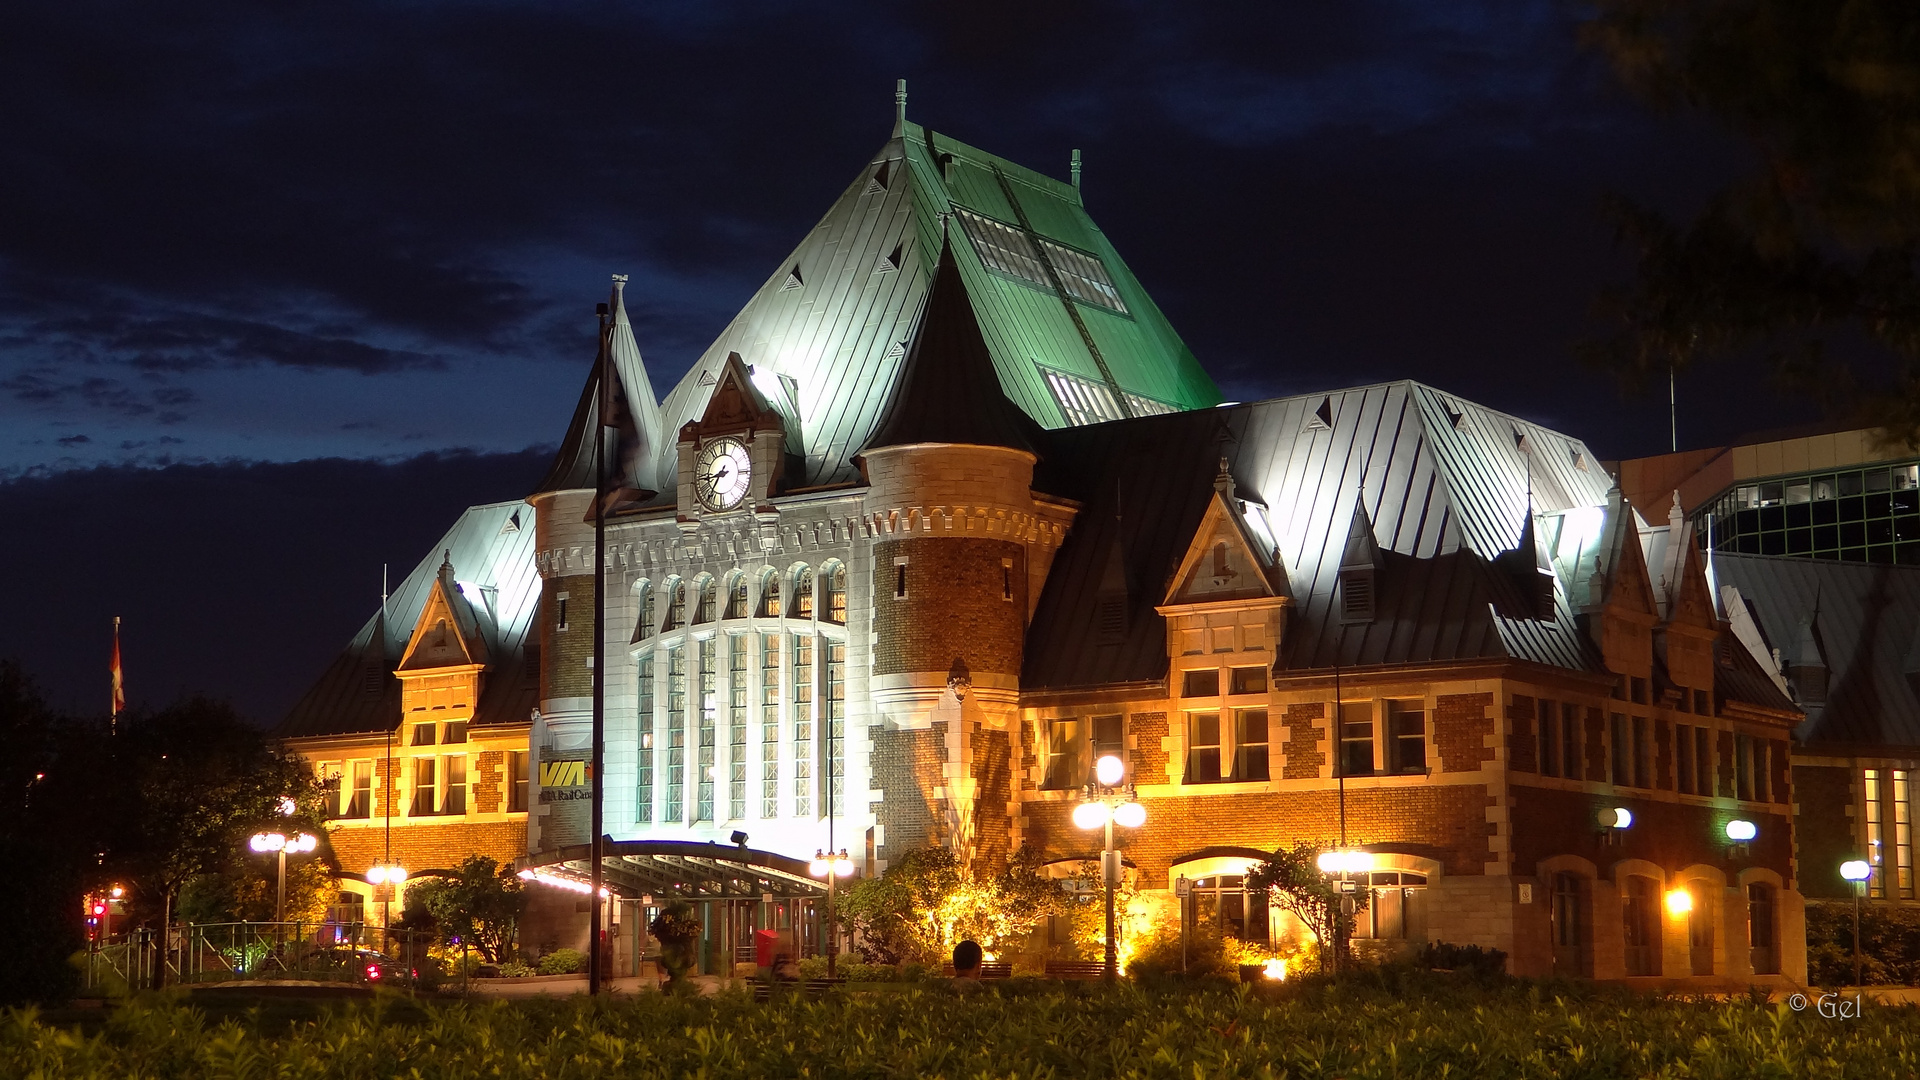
[92,903,107,916]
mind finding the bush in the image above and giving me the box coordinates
[1125,922,1246,982]
[536,948,587,976]
[1806,901,1920,985]
[496,961,537,978]
[1416,942,1509,978]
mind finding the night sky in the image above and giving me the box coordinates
[0,2,1818,722]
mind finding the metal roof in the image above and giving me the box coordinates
[280,500,541,739]
[1024,381,1638,689]
[540,118,1219,496]
[1713,553,1920,749]
[520,840,832,900]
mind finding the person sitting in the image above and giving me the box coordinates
[952,939,984,980]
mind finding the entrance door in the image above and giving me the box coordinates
[1621,876,1658,977]
[1550,872,1586,976]
[1747,884,1778,975]
[1686,883,1713,975]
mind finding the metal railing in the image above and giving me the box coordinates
[84,922,437,991]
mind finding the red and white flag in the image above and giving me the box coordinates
[111,616,125,720]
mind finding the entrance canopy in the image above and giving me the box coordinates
[518,840,831,901]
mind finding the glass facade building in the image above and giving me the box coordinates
[1699,461,1920,565]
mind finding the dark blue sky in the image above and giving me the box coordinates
[0,1,1820,718]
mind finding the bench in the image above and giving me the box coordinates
[1044,960,1111,980]
[751,977,845,1002]
[940,962,1013,980]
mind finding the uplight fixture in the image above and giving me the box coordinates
[1664,888,1693,915]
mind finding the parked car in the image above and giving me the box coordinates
[313,945,416,984]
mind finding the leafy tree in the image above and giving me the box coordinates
[0,661,82,1005]
[1246,842,1369,973]
[839,846,1068,964]
[398,856,527,963]
[1581,1,1920,442]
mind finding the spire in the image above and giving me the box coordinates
[893,78,907,138]
[859,238,1040,457]
[607,275,667,494]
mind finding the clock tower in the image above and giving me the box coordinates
[675,352,788,525]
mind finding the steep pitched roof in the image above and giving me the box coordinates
[550,116,1219,497]
[1713,553,1920,748]
[537,278,668,496]
[280,501,541,738]
[1025,381,1616,689]
[861,238,1039,456]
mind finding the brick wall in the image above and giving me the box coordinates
[973,725,1012,873]
[869,721,949,862]
[1507,696,1537,774]
[1022,783,1496,886]
[871,537,1025,678]
[473,750,503,815]
[1509,786,1794,880]
[542,573,591,699]
[329,819,524,876]
[1281,702,1326,780]
[1434,692,1494,773]
[1794,765,1856,899]
[1130,712,1169,785]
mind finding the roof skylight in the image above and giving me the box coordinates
[955,208,1128,314]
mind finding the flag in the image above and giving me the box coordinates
[111,616,124,720]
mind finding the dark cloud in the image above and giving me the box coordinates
[56,434,89,446]
[0,447,553,722]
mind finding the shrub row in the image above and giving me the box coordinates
[5,976,1917,1078]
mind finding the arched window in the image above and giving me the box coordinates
[665,579,687,631]
[694,576,716,624]
[793,565,814,619]
[1355,871,1427,942]
[757,568,782,618]
[1182,875,1268,943]
[724,572,748,619]
[824,563,847,624]
[1747,883,1777,975]
[1686,880,1714,975]
[1550,872,1586,976]
[636,582,656,641]
[1621,875,1660,976]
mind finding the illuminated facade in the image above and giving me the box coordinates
[287,103,1807,982]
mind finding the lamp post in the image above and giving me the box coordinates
[366,862,409,934]
[1315,847,1375,972]
[1074,753,1145,982]
[808,849,854,977]
[1840,859,1872,986]
[248,831,319,922]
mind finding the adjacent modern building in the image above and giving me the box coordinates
[283,95,1810,983]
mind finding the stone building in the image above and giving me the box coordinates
[284,100,1807,983]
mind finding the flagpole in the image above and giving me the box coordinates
[110,616,124,734]
[588,286,612,995]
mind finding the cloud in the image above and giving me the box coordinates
[56,434,90,446]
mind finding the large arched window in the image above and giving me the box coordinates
[1685,880,1715,975]
[665,579,687,632]
[1355,871,1427,942]
[1747,883,1778,975]
[1621,875,1660,977]
[1182,875,1268,943]
[824,563,847,624]
[757,568,782,618]
[793,565,814,619]
[635,581,656,641]
[1550,872,1587,977]
[724,571,748,619]
[694,575,716,624]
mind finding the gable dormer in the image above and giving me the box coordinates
[1157,462,1290,664]
[1338,500,1382,624]
[395,554,491,730]
[1582,488,1660,681]
[675,352,789,522]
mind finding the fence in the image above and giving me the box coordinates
[84,922,437,991]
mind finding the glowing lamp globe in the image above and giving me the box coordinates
[809,854,829,878]
[1840,860,1871,882]
[835,855,856,878]
[1112,801,1147,829]
[1664,889,1693,915]
[1095,754,1125,787]
[1072,801,1111,830]
[292,833,320,853]
[366,866,388,885]
[1316,850,1375,875]
[1600,807,1632,830]
[1724,819,1757,842]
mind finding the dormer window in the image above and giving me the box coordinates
[757,568,782,618]
[694,576,716,624]
[793,566,814,619]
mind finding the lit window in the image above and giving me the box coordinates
[508,750,529,814]
[793,568,814,619]
[637,583,656,640]
[1234,710,1269,781]
[1229,666,1267,695]
[636,652,654,823]
[1182,875,1268,943]
[410,758,437,816]
[825,564,847,624]
[729,635,748,821]
[1339,702,1375,777]
[666,581,687,631]
[1389,701,1425,773]
[1355,872,1429,942]
[758,569,782,618]
[1186,713,1222,783]
[442,720,466,745]
[695,577,716,624]
[345,761,373,819]
[1181,669,1220,697]
[441,755,467,815]
[411,722,436,747]
[725,573,748,619]
[954,208,1130,315]
[1044,718,1086,790]
[1043,367,1124,426]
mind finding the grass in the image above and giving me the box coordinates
[4,974,1916,1078]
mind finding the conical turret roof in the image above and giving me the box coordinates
[861,239,1040,456]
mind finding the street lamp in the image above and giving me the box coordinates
[1076,753,1144,982]
[366,862,409,940]
[1840,858,1872,986]
[808,849,855,977]
[1315,848,1375,971]
[248,831,319,923]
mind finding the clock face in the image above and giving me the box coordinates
[695,437,752,511]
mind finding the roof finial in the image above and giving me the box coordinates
[611,272,628,299]
[1070,148,1082,190]
[1214,456,1234,498]
[440,549,454,576]
[893,78,907,137]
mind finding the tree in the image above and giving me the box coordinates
[1246,843,1369,973]
[1581,1,1920,442]
[0,661,82,1005]
[838,846,1068,964]
[398,855,526,963]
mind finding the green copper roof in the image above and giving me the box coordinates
[622,117,1221,491]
